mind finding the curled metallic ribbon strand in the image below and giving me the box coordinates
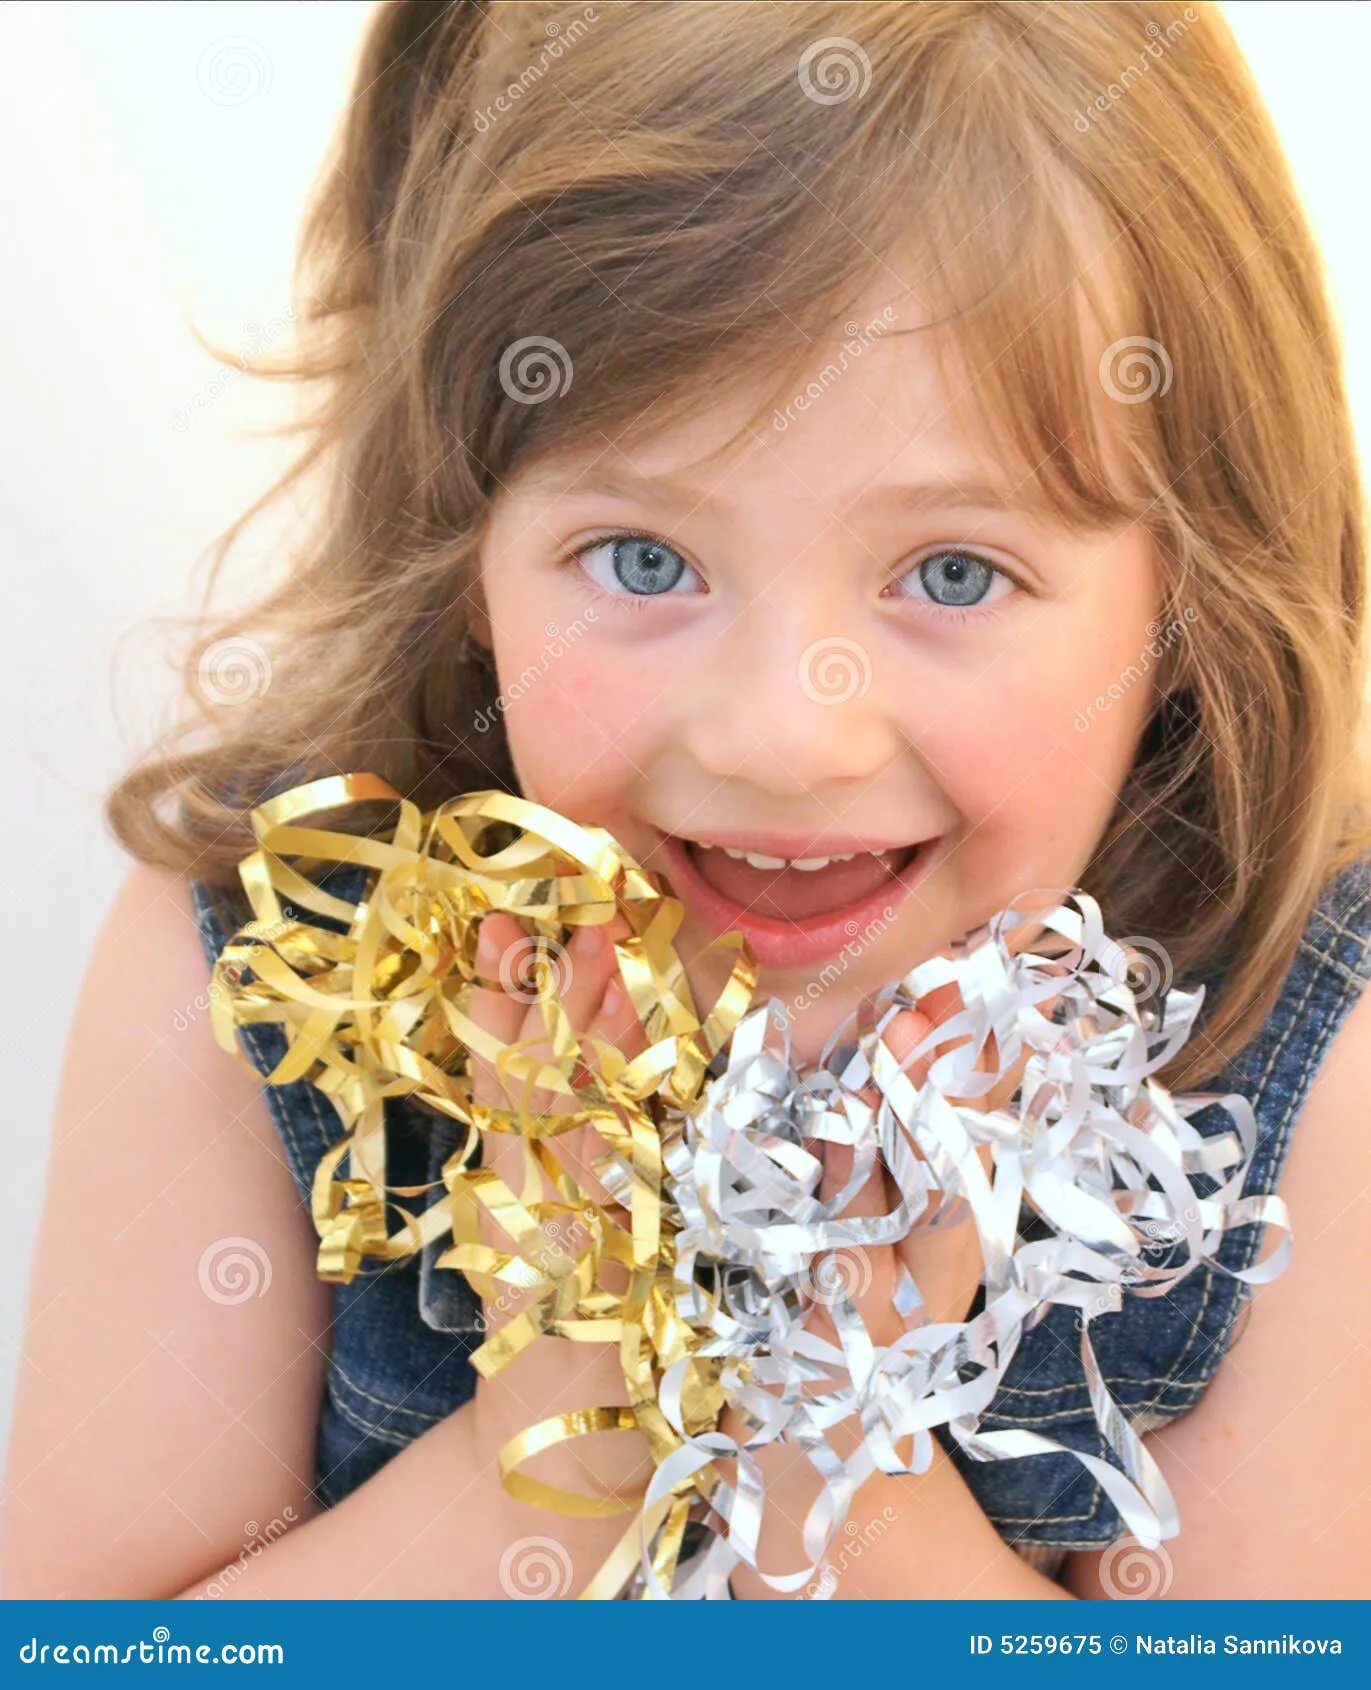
[206,773,1290,1599]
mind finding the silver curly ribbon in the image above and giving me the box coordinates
[617,889,1290,1600]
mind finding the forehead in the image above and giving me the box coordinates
[504,170,1146,528]
[518,264,1135,524]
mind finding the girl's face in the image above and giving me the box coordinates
[476,277,1163,1062]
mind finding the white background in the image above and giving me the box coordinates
[0,0,1366,1459]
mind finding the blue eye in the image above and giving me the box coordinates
[893,549,1013,613]
[574,533,703,598]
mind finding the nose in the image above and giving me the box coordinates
[682,599,902,793]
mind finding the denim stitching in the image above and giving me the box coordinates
[1144,863,1371,1454]
[324,1380,416,1448]
[994,1372,1206,1400]
[1160,907,1337,1395]
[329,1356,447,1428]
[988,1382,1203,1415]
[1306,881,1371,949]
[1298,938,1371,993]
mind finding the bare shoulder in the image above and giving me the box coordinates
[1064,975,1371,1598]
[0,860,331,1597]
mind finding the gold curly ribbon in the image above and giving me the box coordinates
[207,771,758,1589]
[206,771,1290,1600]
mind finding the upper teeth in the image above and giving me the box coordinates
[691,843,871,872]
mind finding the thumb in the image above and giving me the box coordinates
[812,1006,934,1211]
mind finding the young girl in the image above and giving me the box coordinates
[6,0,1370,1600]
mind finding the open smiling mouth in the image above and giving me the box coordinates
[656,833,947,970]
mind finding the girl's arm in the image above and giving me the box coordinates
[177,910,664,1599]
[723,1404,1074,1600]
[1062,976,1371,1600]
[0,863,332,1597]
[0,862,635,1600]
[170,1393,639,1599]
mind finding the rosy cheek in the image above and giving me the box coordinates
[500,648,660,805]
[914,662,1065,799]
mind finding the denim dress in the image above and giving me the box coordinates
[187,847,1371,1580]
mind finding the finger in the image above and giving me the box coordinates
[879,999,999,1217]
[531,912,633,1059]
[470,916,610,1205]
[510,909,639,1138]
[890,980,1014,1108]
[465,914,608,1290]
[554,924,652,1208]
[798,1008,930,1263]
[553,962,651,1299]
[507,918,617,1118]
[464,911,640,1315]
[468,912,534,1109]
[461,915,549,1293]
[474,913,619,1119]
[882,1003,940,1092]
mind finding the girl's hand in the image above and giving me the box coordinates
[803,979,1034,1350]
[464,908,656,1505]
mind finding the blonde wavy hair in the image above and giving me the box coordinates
[107,0,1371,1091]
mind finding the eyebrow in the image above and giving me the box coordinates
[529,463,1053,519]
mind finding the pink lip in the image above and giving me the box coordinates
[657,833,947,970]
[674,829,919,857]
